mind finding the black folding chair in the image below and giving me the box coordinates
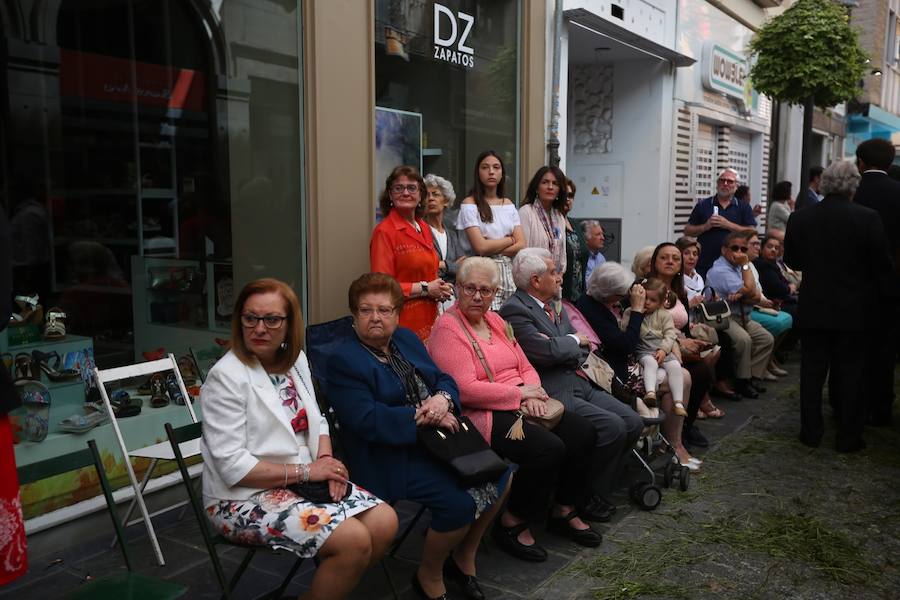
[17,442,188,600]
[164,422,308,600]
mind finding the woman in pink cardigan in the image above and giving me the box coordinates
[428,257,599,564]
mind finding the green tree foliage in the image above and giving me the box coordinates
[749,0,867,107]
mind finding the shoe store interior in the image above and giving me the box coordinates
[3,0,304,520]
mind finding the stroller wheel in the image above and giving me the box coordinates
[679,466,691,491]
[663,461,675,488]
[638,485,662,511]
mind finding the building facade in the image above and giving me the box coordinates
[2,0,548,527]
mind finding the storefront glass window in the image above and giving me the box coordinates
[2,0,304,517]
[375,0,520,213]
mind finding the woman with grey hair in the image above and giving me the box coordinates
[576,262,647,384]
[819,159,861,197]
[429,257,601,563]
[424,174,469,311]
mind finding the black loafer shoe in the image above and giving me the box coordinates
[750,378,767,394]
[734,380,759,399]
[491,522,548,562]
[682,424,709,448]
[410,574,448,600]
[546,511,603,548]
[578,496,615,522]
[444,555,485,600]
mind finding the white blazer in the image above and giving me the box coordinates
[199,349,327,502]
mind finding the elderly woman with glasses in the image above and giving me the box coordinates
[371,166,454,341]
[200,278,398,600]
[429,258,600,564]
[327,272,511,600]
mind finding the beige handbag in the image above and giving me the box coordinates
[450,311,564,439]
[580,351,615,392]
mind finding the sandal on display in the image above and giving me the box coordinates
[111,391,142,418]
[15,381,52,442]
[177,355,200,385]
[13,353,38,382]
[165,372,187,405]
[43,307,68,339]
[2,352,13,372]
[59,411,108,434]
[149,374,169,408]
[9,294,43,327]
[32,350,81,382]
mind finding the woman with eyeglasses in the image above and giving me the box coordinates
[328,272,511,600]
[457,150,525,310]
[371,166,454,341]
[199,278,398,600]
[429,258,600,564]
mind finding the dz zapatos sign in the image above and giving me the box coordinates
[433,3,475,69]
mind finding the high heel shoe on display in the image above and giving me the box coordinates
[13,353,38,383]
[32,350,81,382]
[9,294,43,327]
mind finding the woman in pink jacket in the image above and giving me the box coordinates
[428,257,599,564]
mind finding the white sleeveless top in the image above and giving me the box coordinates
[456,203,521,239]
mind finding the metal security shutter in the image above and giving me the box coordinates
[693,122,717,200]
[729,129,751,187]
[672,107,695,237]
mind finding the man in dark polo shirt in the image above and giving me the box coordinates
[684,168,758,276]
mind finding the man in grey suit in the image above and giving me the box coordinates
[499,248,642,521]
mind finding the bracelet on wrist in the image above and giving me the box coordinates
[301,464,311,484]
[293,463,300,485]
[283,463,288,489]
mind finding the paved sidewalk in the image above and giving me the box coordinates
[5,357,896,599]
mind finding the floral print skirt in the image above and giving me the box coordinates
[205,483,383,558]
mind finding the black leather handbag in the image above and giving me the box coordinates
[693,286,732,331]
[289,480,352,504]
[417,416,508,487]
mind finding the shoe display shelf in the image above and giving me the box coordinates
[6,333,201,467]
[131,255,231,363]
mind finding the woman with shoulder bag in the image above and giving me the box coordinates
[429,258,600,564]
[327,273,511,600]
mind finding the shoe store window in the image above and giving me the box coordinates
[2,0,304,520]
[375,0,521,214]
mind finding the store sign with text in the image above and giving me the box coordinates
[433,3,475,68]
[701,43,750,102]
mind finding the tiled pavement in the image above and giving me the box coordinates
[1,366,797,600]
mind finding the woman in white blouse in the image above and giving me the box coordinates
[201,278,398,599]
[675,236,705,308]
[518,166,568,275]
[457,150,525,309]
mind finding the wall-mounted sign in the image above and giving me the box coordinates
[701,42,749,101]
[433,3,475,68]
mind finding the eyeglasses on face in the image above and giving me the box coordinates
[391,184,419,195]
[357,306,396,318]
[718,178,737,184]
[728,245,749,253]
[241,313,288,329]
[460,284,496,297]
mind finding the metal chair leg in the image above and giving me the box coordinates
[389,505,427,557]
[222,548,256,599]
[110,457,158,548]
[380,559,400,600]
[267,555,305,599]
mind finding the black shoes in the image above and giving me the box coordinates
[579,496,616,522]
[410,574,449,600]
[546,510,603,548]
[491,522,548,562]
[443,555,485,600]
[734,380,759,399]
[750,378,767,394]
[682,424,709,448]
[711,387,741,401]
[798,433,821,448]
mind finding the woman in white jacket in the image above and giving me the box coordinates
[201,278,397,600]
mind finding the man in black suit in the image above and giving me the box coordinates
[784,160,893,452]
[500,248,642,522]
[854,138,900,425]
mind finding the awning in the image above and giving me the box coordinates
[565,8,696,68]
